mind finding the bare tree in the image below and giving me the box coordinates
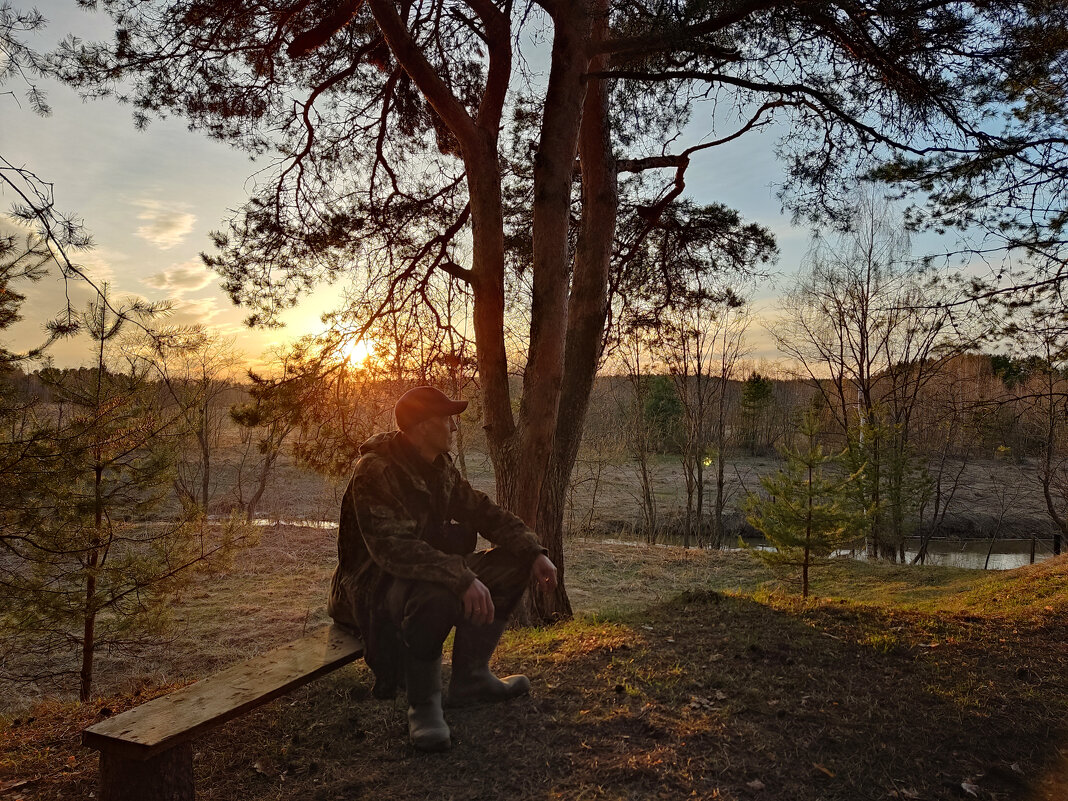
[564,377,626,538]
[1006,315,1068,557]
[775,193,960,560]
[618,327,661,544]
[662,289,751,547]
[139,328,242,513]
[910,353,1002,563]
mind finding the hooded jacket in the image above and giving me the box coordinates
[328,431,544,686]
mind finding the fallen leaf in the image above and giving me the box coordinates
[961,780,980,797]
[714,690,727,701]
[746,779,765,791]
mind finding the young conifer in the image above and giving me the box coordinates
[744,408,866,598]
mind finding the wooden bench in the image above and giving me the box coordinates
[82,624,364,801]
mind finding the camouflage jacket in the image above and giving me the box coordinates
[328,431,544,660]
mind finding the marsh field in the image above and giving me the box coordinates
[2,443,1068,801]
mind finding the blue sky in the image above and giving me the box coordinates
[3,2,818,370]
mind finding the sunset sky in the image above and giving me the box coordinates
[5,2,829,371]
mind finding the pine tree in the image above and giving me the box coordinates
[744,410,866,598]
[0,290,247,701]
[740,372,775,455]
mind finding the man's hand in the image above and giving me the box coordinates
[461,578,495,625]
[532,553,557,593]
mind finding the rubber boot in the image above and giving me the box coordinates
[448,619,530,707]
[404,653,451,752]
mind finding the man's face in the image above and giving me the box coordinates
[416,413,457,457]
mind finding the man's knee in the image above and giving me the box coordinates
[386,580,463,659]
[467,548,536,616]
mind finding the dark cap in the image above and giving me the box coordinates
[394,386,469,431]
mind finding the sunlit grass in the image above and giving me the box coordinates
[801,552,1068,622]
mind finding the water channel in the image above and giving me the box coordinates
[849,537,1057,570]
[248,519,1059,571]
[591,534,1059,570]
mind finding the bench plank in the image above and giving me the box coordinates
[83,625,363,761]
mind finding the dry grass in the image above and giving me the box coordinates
[3,528,1068,801]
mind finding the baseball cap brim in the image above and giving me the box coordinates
[395,386,469,431]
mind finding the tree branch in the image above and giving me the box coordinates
[615,101,784,174]
[465,0,511,134]
[596,0,776,58]
[368,0,479,152]
[592,68,977,158]
[287,0,365,58]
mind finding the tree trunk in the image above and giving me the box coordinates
[374,0,612,624]
[80,556,97,702]
[525,0,616,621]
[682,444,695,548]
[496,4,593,526]
[695,445,705,545]
[200,416,210,513]
[715,374,729,548]
[245,446,279,523]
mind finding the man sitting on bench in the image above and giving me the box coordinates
[328,386,558,752]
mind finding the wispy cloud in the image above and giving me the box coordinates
[72,248,126,284]
[167,296,224,326]
[134,199,196,250]
[144,262,215,296]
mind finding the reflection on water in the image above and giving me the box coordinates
[859,539,1055,571]
[237,522,1058,570]
[588,535,1058,570]
[805,538,1053,570]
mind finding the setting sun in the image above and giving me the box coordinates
[340,337,376,365]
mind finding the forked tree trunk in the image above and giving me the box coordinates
[526,0,617,621]
[374,0,615,623]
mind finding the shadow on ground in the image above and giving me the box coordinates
[7,589,1067,800]
[181,591,1067,801]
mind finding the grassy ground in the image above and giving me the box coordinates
[2,527,1067,801]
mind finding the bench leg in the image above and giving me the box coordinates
[98,743,194,801]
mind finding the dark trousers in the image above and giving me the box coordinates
[384,548,531,661]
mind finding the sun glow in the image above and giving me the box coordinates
[340,337,377,365]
